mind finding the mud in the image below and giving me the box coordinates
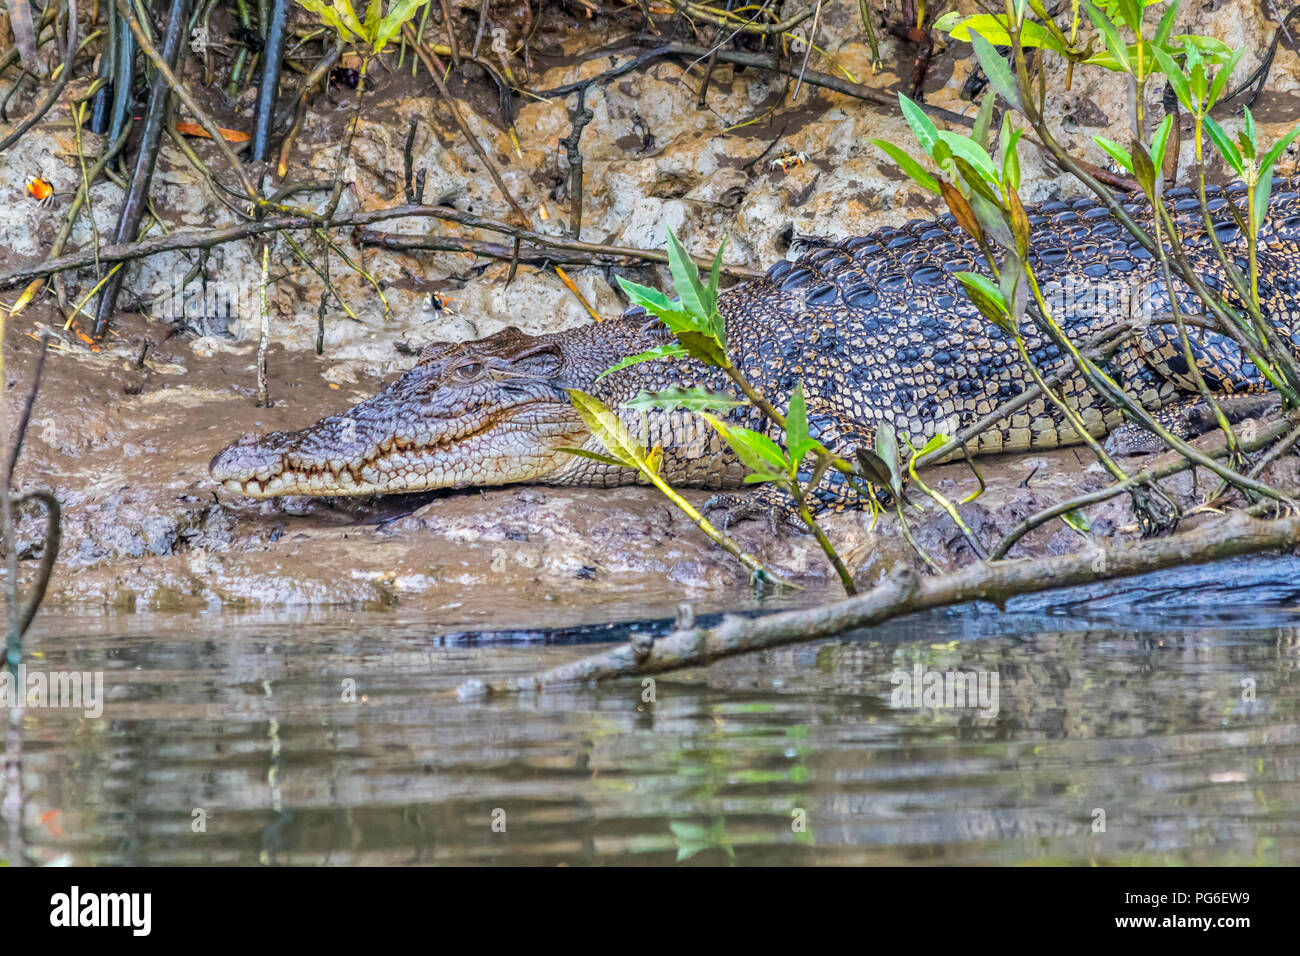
[2,1,1300,612]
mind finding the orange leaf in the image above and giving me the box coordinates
[175,121,250,143]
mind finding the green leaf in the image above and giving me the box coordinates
[932,10,962,32]
[1206,48,1244,109]
[705,235,727,315]
[898,93,940,158]
[331,0,368,40]
[296,0,366,42]
[1153,47,1192,113]
[999,120,1023,192]
[364,0,382,38]
[938,130,999,184]
[998,259,1029,325]
[968,29,1025,112]
[1258,124,1300,179]
[785,381,813,473]
[912,433,950,458]
[1061,508,1091,533]
[1149,114,1174,177]
[1185,45,1207,105]
[616,275,687,320]
[955,270,1014,333]
[872,140,942,194]
[1131,140,1156,195]
[1082,0,1132,74]
[1242,107,1258,161]
[567,389,647,470]
[1253,175,1273,236]
[675,330,729,368]
[1093,135,1134,173]
[854,448,895,488]
[1203,116,1244,176]
[1006,186,1031,256]
[665,228,710,323]
[374,0,430,52]
[616,276,725,366]
[1153,0,1179,48]
[624,387,748,413]
[943,13,1062,54]
[595,343,688,380]
[874,422,903,495]
[699,413,791,479]
[1115,0,1144,35]
[971,79,996,150]
[967,188,1016,250]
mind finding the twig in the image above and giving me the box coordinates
[669,1,816,36]
[114,0,257,201]
[257,243,271,407]
[357,229,747,270]
[561,87,594,238]
[532,40,977,127]
[5,335,52,479]
[990,415,1296,560]
[438,0,460,65]
[792,0,823,102]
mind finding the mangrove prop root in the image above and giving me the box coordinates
[0,0,77,153]
[93,0,191,339]
[251,0,290,163]
[459,511,1300,696]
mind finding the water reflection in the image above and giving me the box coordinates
[7,556,1300,865]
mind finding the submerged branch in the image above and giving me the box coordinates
[460,511,1300,696]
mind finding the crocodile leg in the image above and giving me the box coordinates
[704,404,879,530]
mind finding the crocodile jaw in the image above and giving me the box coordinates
[210,403,591,498]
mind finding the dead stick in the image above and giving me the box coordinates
[403,23,530,227]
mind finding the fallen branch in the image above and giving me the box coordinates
[356,224,765,278]
[0,201,765,292]
[530,41,976,127]
[459,511,1300,696]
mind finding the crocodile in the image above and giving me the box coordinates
[210,177,1300,516]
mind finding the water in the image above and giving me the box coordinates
[6,556,1300,865]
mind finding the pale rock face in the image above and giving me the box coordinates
[1,0,1296,376]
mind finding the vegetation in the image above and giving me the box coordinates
[566,0,1300,596]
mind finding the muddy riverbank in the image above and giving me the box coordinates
[2,1,1300,612]
[5,309,1297,614]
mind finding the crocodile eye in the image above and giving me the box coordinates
[451,361,483,382]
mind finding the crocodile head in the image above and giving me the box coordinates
[209,321,667,498]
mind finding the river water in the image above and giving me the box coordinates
[6,556,1299,865]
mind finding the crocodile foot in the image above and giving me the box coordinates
[703,488,807,536]
[1104,393,1281,457]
